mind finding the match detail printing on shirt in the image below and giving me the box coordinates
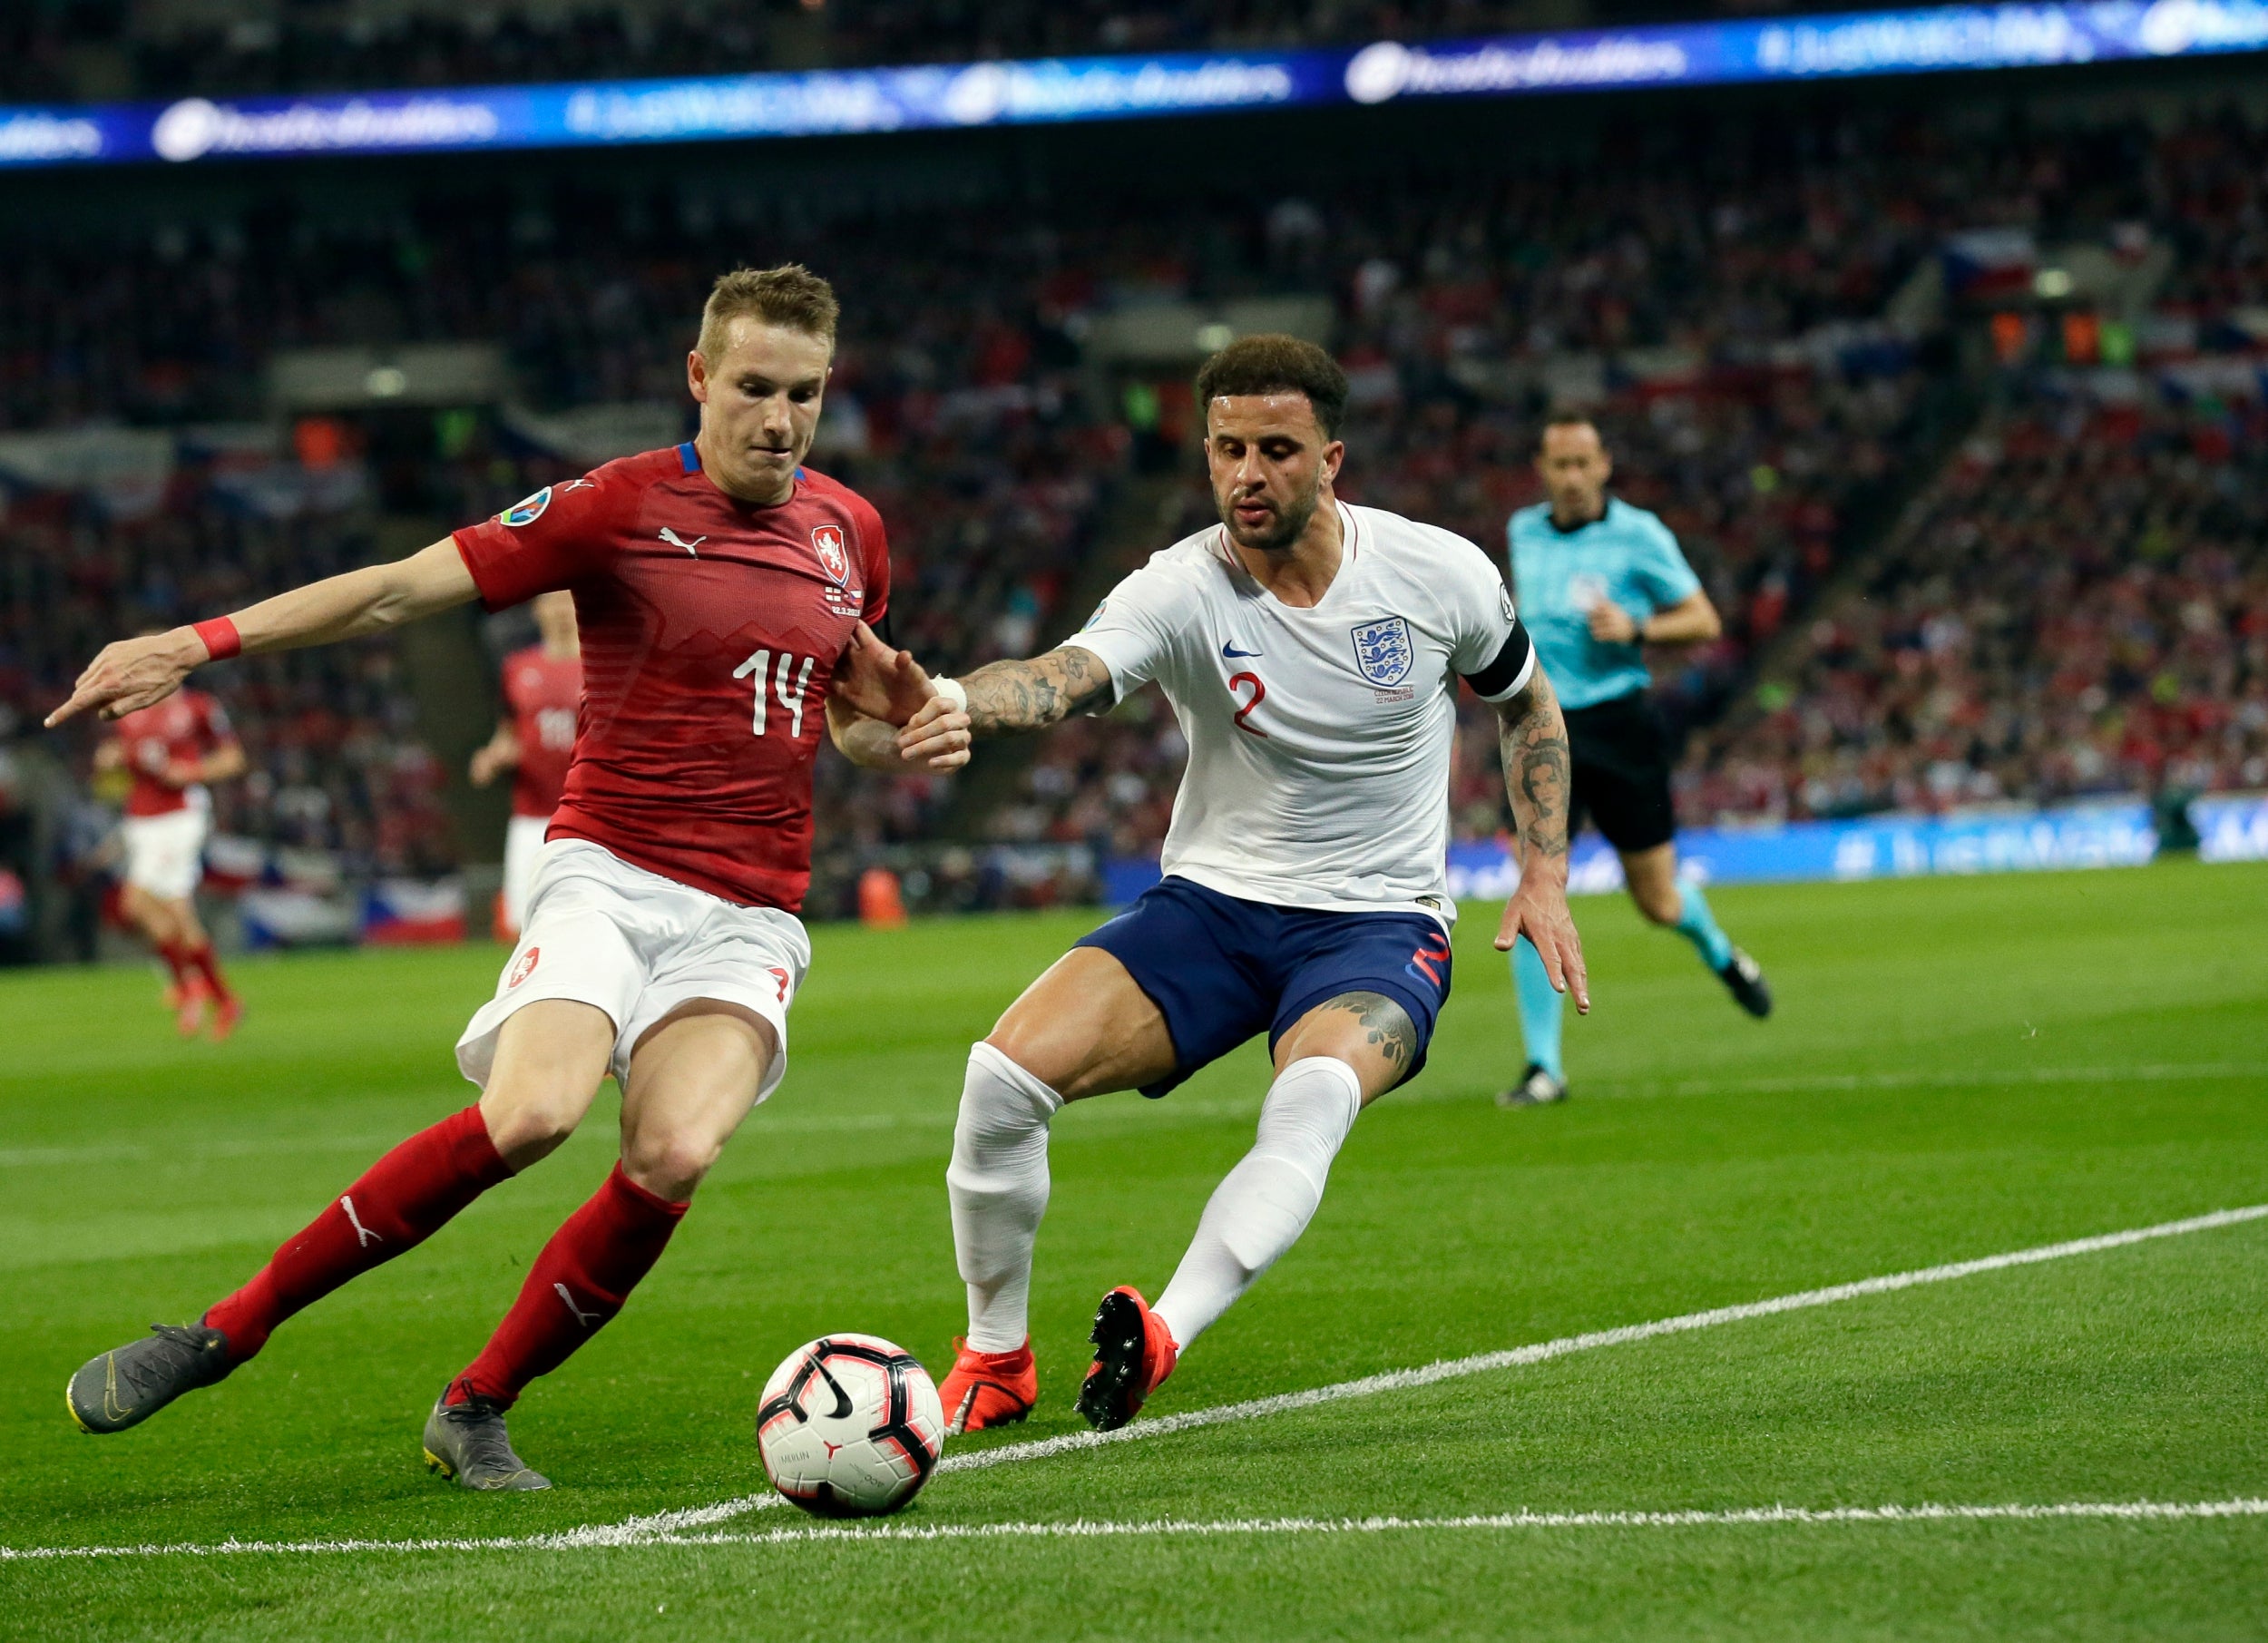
[1068,502,1530,926]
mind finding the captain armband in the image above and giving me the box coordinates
[1461,621,1535,702]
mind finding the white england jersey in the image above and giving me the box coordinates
[1068,501,1534,925]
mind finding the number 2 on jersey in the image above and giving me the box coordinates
[735,649,816,738]
[1228,670,1268,738]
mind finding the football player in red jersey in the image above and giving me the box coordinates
[49,266,963,1490]
[469,589,582,940]
[96,683,248,1038]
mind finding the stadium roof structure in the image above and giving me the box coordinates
[2,0,2264,170]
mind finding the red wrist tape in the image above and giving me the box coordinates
[191,616,241,662]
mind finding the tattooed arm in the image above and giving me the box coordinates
[894,644,1115,764]
[963,645,1116,735]
[1491,666,1590,1012]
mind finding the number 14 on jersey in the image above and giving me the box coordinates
[736,649,816,738]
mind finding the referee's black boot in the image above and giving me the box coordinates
[1716,947,1774,1018]
[1498,1064,1568,1108]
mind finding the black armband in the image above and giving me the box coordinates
[1461,620,1536,702]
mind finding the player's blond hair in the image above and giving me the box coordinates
[697,264,839,360]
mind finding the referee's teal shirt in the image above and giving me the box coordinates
[1507,498,1702,710]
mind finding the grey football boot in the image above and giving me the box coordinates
[67,1323,235,1433]
[423,1391,552,1491]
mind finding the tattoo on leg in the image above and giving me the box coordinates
[1328,991,1417,1071]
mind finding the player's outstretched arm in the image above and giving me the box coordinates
[894,644,1111,766]
[1491,667,1591,1014]
[45,540,479,728]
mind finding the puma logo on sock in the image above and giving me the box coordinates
[553,1284,601,1328]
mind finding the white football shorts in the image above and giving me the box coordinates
[499,811,552,936]
[120,807,210,901]
[456,837,811,1100]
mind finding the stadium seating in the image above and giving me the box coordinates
[7,100,2265,934]
[1684,388,2268,824]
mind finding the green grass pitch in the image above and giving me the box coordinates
[4,860,2266,1638]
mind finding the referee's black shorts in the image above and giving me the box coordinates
[1564,689,1677,854]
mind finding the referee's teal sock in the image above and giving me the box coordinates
[1510,937,1564,1080]
[1673,882,1735,970]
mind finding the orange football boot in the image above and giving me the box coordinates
[207,993,243,1042]
[173,976,212,1039]
[939,1336,1038,1435]
[1075,1286,1178,1432]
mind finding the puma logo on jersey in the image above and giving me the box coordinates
[660,527,707,556]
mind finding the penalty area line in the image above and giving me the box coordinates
[7,1201,2263,1561]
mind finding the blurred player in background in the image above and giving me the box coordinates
[898,337,1588,1436]
[1499,413,1771,1110]
[469,590,582,940]
[96,682,247,1039]
[50,265,949,1491]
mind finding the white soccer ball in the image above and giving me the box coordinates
[756,1333,944,1518]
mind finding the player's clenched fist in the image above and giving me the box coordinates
[46,629,207,729]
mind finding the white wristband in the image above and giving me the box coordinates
[932,677,969,713]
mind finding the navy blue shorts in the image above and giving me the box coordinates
[1075,876,1454,1099]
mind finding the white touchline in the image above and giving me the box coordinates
[7,1201,2264,1561]
[5,1499,2263,1561]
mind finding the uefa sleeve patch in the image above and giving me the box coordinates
[499,487,553,528]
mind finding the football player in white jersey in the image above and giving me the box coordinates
[894,336,1589,1433]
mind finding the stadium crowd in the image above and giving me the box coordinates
[6,97,2266,942]
[3,484,457,883]
[1686,390,2268,823]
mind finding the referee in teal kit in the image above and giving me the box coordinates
[1500,412,1771,1108]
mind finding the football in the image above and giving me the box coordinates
[756,1334,945,1517]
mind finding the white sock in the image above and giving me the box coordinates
[945,1042,1062,1353]
[1152,1057,1362,1352]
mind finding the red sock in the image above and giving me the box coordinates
[450,1164,688,1409]
[158,942,192,990]
[183,941,233,1003]
[204,1105,510,1362]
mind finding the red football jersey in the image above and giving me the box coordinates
[114,689,236,817]
[500,644,582,818]
[452,443,890,912]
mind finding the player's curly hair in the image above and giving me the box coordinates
[698,264,839,358]
[1193,334,1349,437]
